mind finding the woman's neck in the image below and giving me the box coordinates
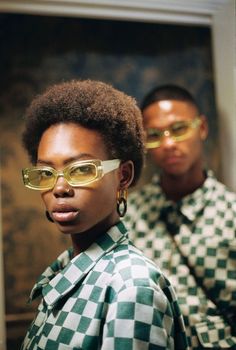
[70,214,120,257]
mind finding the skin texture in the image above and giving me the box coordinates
[37,122,133,256]
[143,99,208,201]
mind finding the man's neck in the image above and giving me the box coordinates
[160,168,206,202]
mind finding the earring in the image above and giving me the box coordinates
[45,210,54,223]
[116,189,127,217]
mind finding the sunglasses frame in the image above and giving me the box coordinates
[22,159,121,191]
[145,117,201,149]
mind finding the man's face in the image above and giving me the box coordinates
[142,99,208,177]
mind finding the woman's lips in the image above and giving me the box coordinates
[51,205,80,222]
[52,211,79,222]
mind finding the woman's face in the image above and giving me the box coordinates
[37,122,122,236]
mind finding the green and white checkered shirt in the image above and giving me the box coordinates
[21,221,188,350]
[125,171,236,349]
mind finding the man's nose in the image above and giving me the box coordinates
[161,131,176,147]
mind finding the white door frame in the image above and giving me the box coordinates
[0,181,5,350]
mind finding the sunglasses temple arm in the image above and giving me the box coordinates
[103,159,120,174]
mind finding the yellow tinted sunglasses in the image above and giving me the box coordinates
[22,159,120,191]
[146,117,201,149]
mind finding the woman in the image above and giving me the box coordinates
[21,80,187,350]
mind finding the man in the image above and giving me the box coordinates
[125,85,236,349]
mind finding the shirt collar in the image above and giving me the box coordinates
[29,221,128,306]
[180,170,216,221]
[153,170,216,221]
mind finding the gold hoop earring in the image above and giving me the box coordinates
[116,189,127,217]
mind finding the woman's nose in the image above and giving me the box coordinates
[52,176,74,197]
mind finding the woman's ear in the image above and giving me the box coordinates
[118,160,134,190]
[199,115,208,140]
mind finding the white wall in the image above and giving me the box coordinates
[212,0,236,190]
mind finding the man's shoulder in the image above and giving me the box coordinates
[207,172,236,203]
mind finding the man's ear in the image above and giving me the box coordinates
[118,161,134,189]
[199,115,208,140]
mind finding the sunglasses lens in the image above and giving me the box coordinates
[145,119,200,149]
[171,121,191,140]
[68,163,97,184]
[146,129,162,148]
[25,169,55,189]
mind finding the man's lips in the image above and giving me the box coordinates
[51,205,80,222]
[164,155,184,164]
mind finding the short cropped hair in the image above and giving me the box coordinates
[22,80,145,187]
[141,84,200,113]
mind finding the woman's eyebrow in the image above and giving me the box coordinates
[36,153,96,166]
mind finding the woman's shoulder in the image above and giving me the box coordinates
[108,241,167,289]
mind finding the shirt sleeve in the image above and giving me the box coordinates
[101,285,187,350]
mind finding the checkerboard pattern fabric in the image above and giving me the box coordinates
[125,171,236,349]
[21,221,188,350]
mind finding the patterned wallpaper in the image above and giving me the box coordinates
[0,12,218,345]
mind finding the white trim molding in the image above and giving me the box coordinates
[0,2,235,176]
[0,0,231,25]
